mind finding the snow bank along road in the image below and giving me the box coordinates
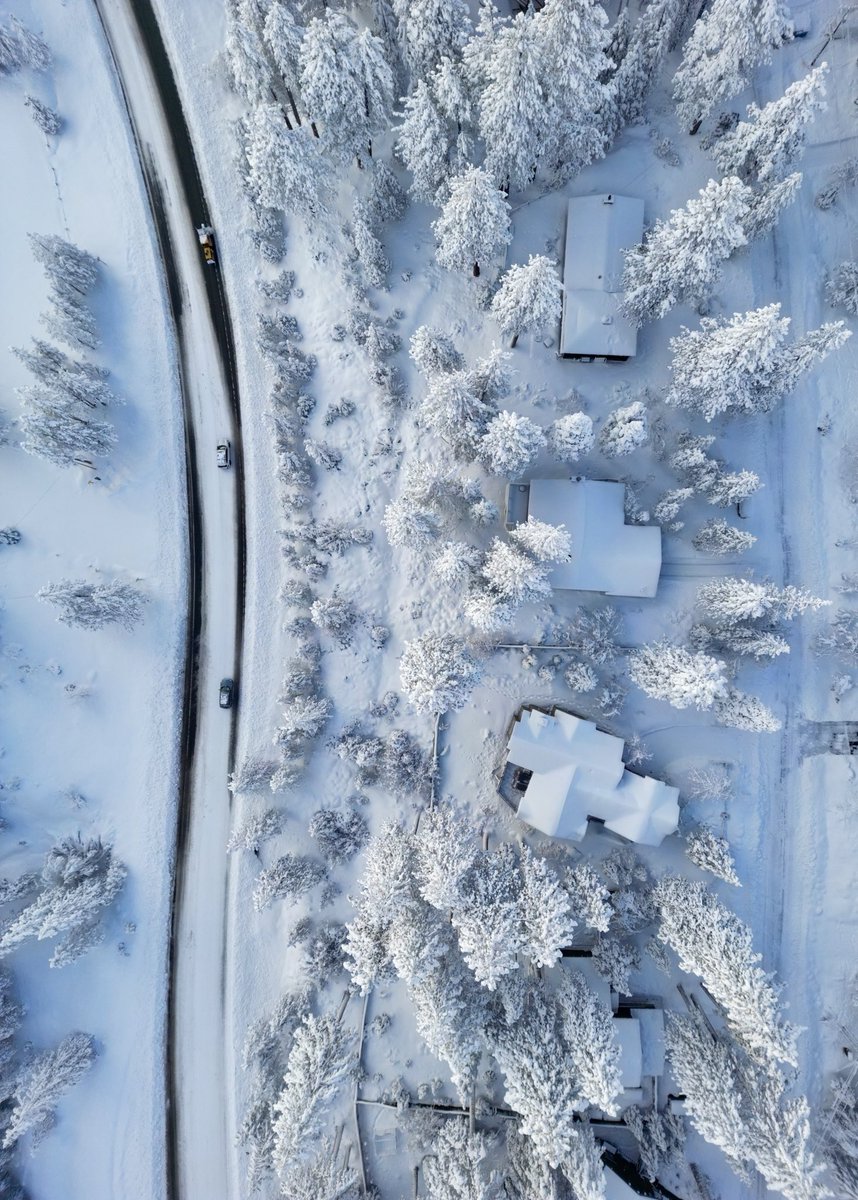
[91,1,246,1197]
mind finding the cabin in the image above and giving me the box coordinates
[505,478,662,600]
[501,706,679,847]
[559,194,644,361]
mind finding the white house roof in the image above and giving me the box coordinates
[523,479,662,599]
[506,708,680,848]
[560,194,644,359]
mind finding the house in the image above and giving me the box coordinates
[559,193,644,361]
[504,478,662,599]
[502,706,679,847]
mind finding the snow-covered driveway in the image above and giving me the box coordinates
[92,1,245,1197]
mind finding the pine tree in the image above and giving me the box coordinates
[478,410,546,476]
[0,835,125,968]
[452,844,525,990]
[622,178,752,323]
[559,1122,607,1200]
[300,13,393,164]
[432,541,481,587]
[351,200,389,288]
[629,642,727,710]
[262,0,304,126]
[685,826,741,886]
[4,1032,95,1148]
[778,320,851,393]
[252,855,326,912]
[37,579,146,631]
[432,55,474,171]
[655,875,798,1065]
[536,0,613,180]
[433,166,511,276]
[396,80,450,203]
[712,64,827,183]
[477,11,547,192]
[368,161,407,224]
[609,0,688,130]
[697,577,827,626]
[548,412,594,462]
[410,325,464,375]
[491,255,562,346]
[271,1013,354,1174]
[598,400,648,457]
[383,495,443,550]
[423,1120,500,1200]
[227,808,284,853]
[744,170,802,239]
[510,517,572,563]
[422,368,498,459]
[480,539,552,607]
[693,519,757,556]
[400,632,482,713]
[673,0,793,133]
[826,261,858,316]
[392,0,471,83]
[245,106,332,215]
[714,687,782,733]
[20,393,117,469]
[518,847,577,969]
[556,968,623,1113]
[25,95,61,136]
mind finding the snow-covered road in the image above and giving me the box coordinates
[92,2,245,1197]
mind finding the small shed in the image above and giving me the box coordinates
[505,478,662,600]
[560,194,644,361]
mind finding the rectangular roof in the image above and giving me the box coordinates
[527,479,662,599]
[560,194,644,358]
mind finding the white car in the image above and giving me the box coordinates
[216,441,230,469]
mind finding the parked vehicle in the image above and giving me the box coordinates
[216,441,231,468]
[219,679,235,709]
[196,224,216,267]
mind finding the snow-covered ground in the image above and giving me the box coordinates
[0,0,185,1196]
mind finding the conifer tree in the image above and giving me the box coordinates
[491,255,563,346]
[392,0,471,84]
[477,11,547,192]
[396,80,450,203]
[433,166,511,276]
[245,107,331,215]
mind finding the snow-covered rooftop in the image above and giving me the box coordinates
[509,478,662,599]
[560,194,644,359]
[506,707,679,847]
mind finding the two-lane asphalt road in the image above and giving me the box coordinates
[92,2,245,1197]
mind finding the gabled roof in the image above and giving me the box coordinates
[560,194,644,358]
[506,708,679,848]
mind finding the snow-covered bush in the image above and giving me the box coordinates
[564,661,599,694]
[598,400,648,457]
[479,411,546,477]
[304,439,341,471]
[629,642,727,711]
[400,632,482,714]
[309,591,358,645]
[0,834,125,968]
[36,579,146,632]
[227,809,284,854]
[276,695,332,746]
[229,757,278,793]
[25,95,61,135]
[308,809,369,866]
[252,855,326,912]
[713,687,782,733]
[548,412,594,463]
[491,255,562,346]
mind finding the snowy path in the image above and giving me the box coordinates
[91,2,246,1197]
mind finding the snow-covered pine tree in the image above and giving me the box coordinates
[480,538,552,607]
[227,808,284,853]
[20,392,117,469]
[655,875,798,1065]
[713,687,782,733]
[392,0,471,84]
[277,1152,360,1200]
[623,178,752,324]
[382,494,443,550]
[300,13,393,164]
[432,54,474,171]
[37,579,146,631]
[598,400,648,457]
[697,577,827,626]
[25,95,61,136]
[744,170,802,240]
[548,412,595,462]
[693,519,757,556]
[14,339,115,408]
[422,1120,500,1200]
[559,1122,607,1200]
[491,255,562,346]
[536,0,612,181]
[777,319,851,394]
[477,10,547,192]
[4,1032,95,1148]
[396,79,450,203]
[685,826,741,886]
[252,854,326,912]
[368,160,407,225]
[826,261,858,316]
[225,0,273,105]
[0,835,126,968]
[608,0,688,130]
[478,410,546,476]
[713,64,827,184]
[271,1013,354,1175]
[432,541,481,588]
[245,106,332,215]
[673,0,793,133]
[556,968,623,1113]
[399,632,482,713]
[421,368,498,459]
[351,199,390,288]
[518,846,577,969]
[410,325,464,375]
[510,517,572,564]
[451,844,525,990]
[432,166,511,276]
[629,642,727,710]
